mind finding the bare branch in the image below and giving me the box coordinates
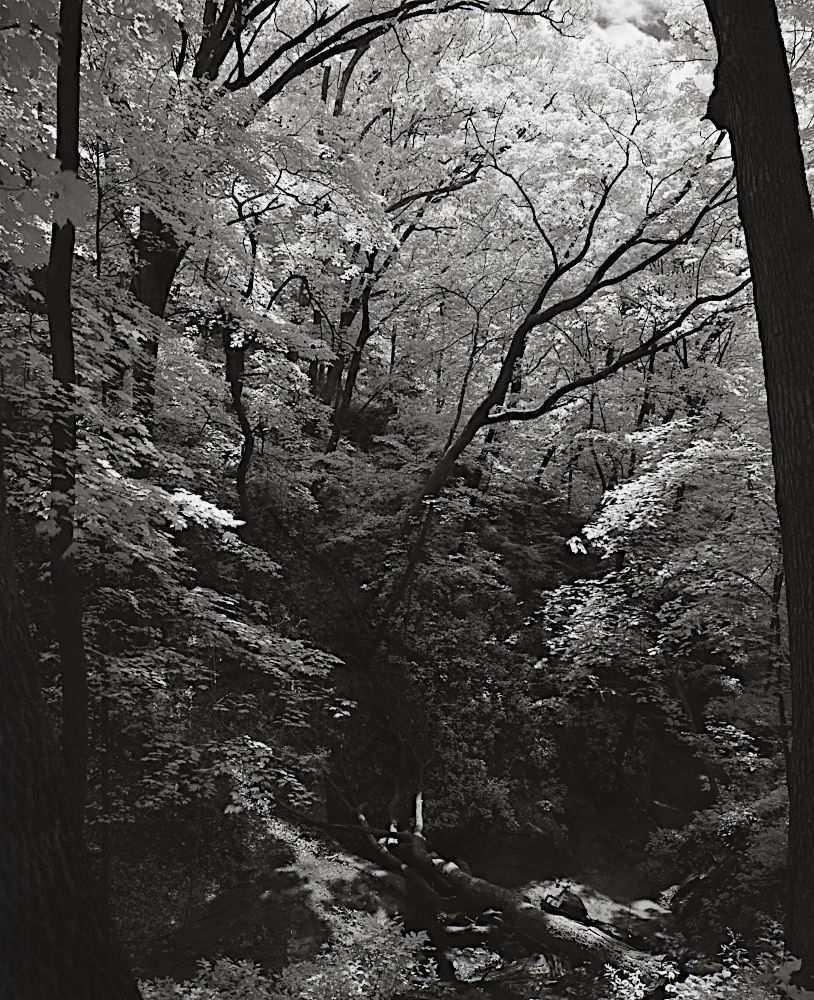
[487,277,752,425]
[385,161,484,214]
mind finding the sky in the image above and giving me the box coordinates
[596,0,669,43]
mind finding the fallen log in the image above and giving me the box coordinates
[427,856,659,971]
[276,796,666,982]
[375,795,660,975]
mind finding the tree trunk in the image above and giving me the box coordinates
[322,354,345,407]
[405,317,532,523]
[0,442,141,1000]
[363,822,660,976]
[328,288,373,451]
[701,0,814,979]
[220,320,254,525]
[130,210,184,427]
[428,858,655,971]
[44,0,89,825]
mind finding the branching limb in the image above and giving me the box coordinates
[488,277,751,424]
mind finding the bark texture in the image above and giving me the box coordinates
[0,446,141,1000]
[701,0,814,977]
[130,211,184,425]
[220,319,254,525]
[44,0,89,823]
[360,822,660,976]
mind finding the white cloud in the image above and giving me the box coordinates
[599,0,647,21]
[599,20,648,44]
[597,0,667,35]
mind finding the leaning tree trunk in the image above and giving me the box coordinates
[0,441,141,1000]
[43,0,89,825]
[701,0,814,980]
[354,809,661,979]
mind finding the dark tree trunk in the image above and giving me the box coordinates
[328,288,373,451]
[701,0,814,978]
[130,210,184,427]
[403,378,510,525]
[220,321,254,525]
[0,443,141,1000]
[126,10,224,421]
[43,0,88,824]
[323,354,345,407]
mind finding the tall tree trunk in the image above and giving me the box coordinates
[130,211,184,427]
[328,287,373,451]
[44,0,89,825]
[701,0,814,978]
[770,556,791,774]
[0,441,141,1000]
[403,326,525,524]
[220,320,254,525]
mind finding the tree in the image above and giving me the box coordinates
[43,0,89,825]
[397,37,750,520]
[116,0,573,424]
[700,0,814,981]
[4,1,807,986]
[0,441,140,999]
[0,5,140,995]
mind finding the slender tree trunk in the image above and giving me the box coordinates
[99,693,113,906]
[0,439,141,1000]
[443,325,482,451]
[322,354,345,407]
[474,358,523,492]
[406,317,532,522]
[44,0,89,825]
[328,288,373,451]
[220,321,254,525]
[366,509,436,661]
[701,0,814,978]
[130,210,184,427]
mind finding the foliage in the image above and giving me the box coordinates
[139,913,428,1000]
[276,911,429,999]
[140,960,274,1000]
[1,0,806,990]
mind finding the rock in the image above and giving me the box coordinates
[546,885,589,921]
[522,880,589,920]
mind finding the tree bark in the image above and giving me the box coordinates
[130,210,184,427]
[358,820,659,975]
[428,858,656,970]
[328,286,373,451]
[44,0,89,825]
[701,0,814,979]
[285,799,668,982]
[130,211,184,312]
[0,442,141,1000]
[220,319,254,525]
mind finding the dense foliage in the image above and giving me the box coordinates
[2,0,811,996]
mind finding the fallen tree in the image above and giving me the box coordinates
[279,794,666,984]
[362,808,657,969]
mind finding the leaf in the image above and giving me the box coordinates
[51,170,94,227]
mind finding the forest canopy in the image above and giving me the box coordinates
[1,1,812,998]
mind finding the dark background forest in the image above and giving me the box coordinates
[2,1,813,998]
